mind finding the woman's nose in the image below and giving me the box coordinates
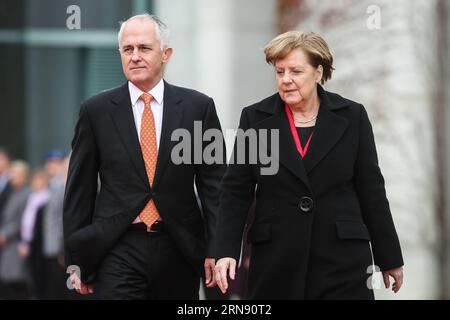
[282,73,292,83]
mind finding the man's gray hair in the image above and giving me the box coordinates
[118,13,170,50]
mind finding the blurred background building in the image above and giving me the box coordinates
[0,0,449,299]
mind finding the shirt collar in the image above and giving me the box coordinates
[128,79,164,106]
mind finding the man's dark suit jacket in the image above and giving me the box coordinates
[63,81,225,283]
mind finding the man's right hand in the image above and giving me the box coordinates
[70,272,94,294]
[214,257,237,294]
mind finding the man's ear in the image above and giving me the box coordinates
[162,47,173,64]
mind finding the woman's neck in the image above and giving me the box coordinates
[289,95,320,118]
[288,92,320,128]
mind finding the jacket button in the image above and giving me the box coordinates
[299,196,313,213]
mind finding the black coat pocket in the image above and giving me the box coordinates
[247,223,271,244]
[335,220,371,241]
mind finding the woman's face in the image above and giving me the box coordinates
[275,48,323,107]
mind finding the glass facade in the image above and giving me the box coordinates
[0,0,152,167]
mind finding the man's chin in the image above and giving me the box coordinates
[128,76,147,84]
[128,78,153,91]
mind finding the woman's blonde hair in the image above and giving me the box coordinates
[264,31,334,84]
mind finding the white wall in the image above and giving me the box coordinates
[155,0,276,156]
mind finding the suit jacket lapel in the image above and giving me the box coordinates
[302,85,350,173]
[152,81,183,187]
[109,83,149,188]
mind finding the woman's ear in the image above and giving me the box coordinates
[316,65,323,83]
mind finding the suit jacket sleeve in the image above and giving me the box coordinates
[63,102,99,270]
[194,97,227,257]
[214,107,256,261]
[354,105,403,271]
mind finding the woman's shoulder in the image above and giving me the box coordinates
[324,89,363,110]
[242,92,280,113]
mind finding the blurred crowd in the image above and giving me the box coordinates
[0,146,68,299]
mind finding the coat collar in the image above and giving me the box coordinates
[302,87,350,174]
[254,85,350,190]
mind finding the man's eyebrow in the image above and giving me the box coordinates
[122,43,153,47]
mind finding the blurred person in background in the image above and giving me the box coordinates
[41,153,69,299]
[0,160,30,299]
[64,13,225,299]
[0,147,12,296]
[0,147,12,225]
[214,31,404,299]
[19,169,50,299]
[44,150,66,191]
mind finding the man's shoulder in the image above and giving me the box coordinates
[82,83,127,108]
[165,82,212,102]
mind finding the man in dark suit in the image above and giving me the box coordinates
[64,14,225,299]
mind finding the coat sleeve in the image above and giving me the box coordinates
[213,107,256,262]
[63,102,99,270]
[194,97,227,257]
[354,105,404,271]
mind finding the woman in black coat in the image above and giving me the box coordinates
[213,31,404,299]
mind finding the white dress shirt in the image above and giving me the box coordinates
[128,79,164,150]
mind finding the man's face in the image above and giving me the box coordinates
[44,159,63,178]
[119,19,172,92]
[10,165,27,189]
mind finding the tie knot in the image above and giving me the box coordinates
[140,93,153,106]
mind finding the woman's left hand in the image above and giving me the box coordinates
[382,266,404,293]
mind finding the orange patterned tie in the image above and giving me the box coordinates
[139,92,161,227]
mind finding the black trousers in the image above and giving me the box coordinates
[95,223,200,300]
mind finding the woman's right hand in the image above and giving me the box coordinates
[215,257,237,294]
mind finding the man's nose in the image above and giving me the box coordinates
[130,48,142,61]
[131,53,141,62]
